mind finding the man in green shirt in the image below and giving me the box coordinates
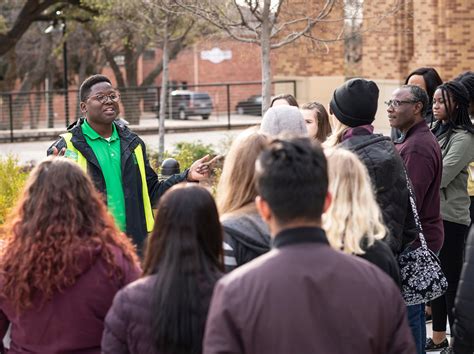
[48,74,210,252]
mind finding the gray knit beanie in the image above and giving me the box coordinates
[260,106,308,136]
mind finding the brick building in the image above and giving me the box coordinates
[5,0,470,130]
[133,0,473,131]
[359,0,474,130]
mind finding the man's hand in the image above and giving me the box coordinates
[52,146,66,156]
[187,155,225,181]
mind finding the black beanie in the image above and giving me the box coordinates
[329,78,379,127]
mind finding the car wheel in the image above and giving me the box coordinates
[179,109,187,120]
[237,107,244,115]
[202,114,209,120]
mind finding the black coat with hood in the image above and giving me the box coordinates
[47,118,188,252]
[340,132,418,255]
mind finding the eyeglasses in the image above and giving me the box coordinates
[87,91,121,104]
[384,99,418,108]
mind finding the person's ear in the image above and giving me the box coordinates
[322,191,332,213]
[414,101,423,115]
[255,195,272,223]
[80,102,87,115]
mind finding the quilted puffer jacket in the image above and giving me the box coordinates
[102,272,221,354]
[340,133,418,255]
[452,226,474,353]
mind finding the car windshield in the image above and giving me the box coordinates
[194,93,211,100]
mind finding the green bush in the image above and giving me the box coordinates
[149,141,217,173]
[0,156,30,225]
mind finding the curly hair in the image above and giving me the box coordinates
[0,157,139,313]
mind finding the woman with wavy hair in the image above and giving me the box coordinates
[0,157,140,353]
[102,184,223,354]
[215,129,271,272]
[324,148,400,285]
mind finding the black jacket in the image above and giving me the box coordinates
[340,133,418,255]
[47,119,187,252]
[452,226,474,354]
[359,239,401,287]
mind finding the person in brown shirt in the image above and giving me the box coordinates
[204,137,416,354]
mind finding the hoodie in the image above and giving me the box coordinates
[222,205,271,272]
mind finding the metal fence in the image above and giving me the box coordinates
[0,80,296,142]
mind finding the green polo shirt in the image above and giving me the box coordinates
[82,120,126,231]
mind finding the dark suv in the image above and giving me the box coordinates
[154,90,213,120]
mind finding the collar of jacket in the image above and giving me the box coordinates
[67,118,141,170]
[341,124,374,141]
[272,227,329,249]
[340,133,391,152]
[394,119,429,144]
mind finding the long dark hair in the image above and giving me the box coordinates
[142,184,223,354]
[433,81,474,148]
[405,67,443,104]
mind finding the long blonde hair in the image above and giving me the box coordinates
[323,148,386,254]
[323,115,349,148]
[216,129,270,215]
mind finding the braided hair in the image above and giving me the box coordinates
[433,80,474,148]
[454,71,474,109]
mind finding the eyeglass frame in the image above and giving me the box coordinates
[86,90,121,104]
[384,99,419,108]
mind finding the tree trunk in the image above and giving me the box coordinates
[122,43,141,124]
[260,0,272,115]
[46,71,55,128]
[159,23,170,161]
[12,31,52,129]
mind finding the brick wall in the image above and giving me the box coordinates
[273,0,345,77]
[361,0,474,82]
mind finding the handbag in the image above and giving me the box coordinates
[398,170,448,305]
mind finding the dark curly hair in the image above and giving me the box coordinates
[0,157,139,312]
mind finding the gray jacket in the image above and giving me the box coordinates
[437,128,474,225]
[221,207,271,272]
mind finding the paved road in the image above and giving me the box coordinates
[0,129,245,165]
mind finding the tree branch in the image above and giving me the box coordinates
[0,0,97,57]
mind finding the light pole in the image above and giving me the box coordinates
[62,18,69,127]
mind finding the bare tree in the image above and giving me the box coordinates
[143,1,196,158]
[175,0,402,114]
[0,0,97,57]
[84,0,196,125]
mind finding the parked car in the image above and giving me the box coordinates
[153,90,213,120]
[235,95,262,116]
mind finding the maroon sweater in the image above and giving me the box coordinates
[0,245,140,353]
[395,120,444,252]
